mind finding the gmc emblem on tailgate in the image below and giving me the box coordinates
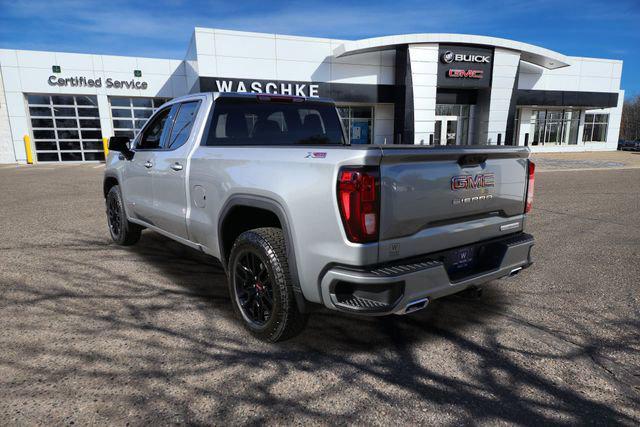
[451,173,496,190]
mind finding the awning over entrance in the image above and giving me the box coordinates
[334,33,571,69]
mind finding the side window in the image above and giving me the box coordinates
[137,108,172,150]
[166,101,201,149]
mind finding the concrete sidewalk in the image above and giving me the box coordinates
[531,151,640,171]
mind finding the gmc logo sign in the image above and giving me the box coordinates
[451,173,496,190]
[448,69,484,79]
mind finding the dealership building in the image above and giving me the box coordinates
[0,27,624,163]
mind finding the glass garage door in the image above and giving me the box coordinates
[109,97,170,139]
[27,94,104,162]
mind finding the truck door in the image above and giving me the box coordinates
[122,106,173,223]
[150,100,202,239]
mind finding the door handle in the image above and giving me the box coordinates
[144,161,153,169]
[170,162,183,171]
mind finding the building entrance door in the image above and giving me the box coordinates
[434,116,459,145]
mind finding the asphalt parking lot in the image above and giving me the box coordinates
[0,161,639,425]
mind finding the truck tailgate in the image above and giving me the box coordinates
[377,146,530,263]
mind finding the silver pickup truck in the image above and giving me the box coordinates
[104,92,535,342]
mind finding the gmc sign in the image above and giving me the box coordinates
[448,69,484,79]
[451,173,496,190]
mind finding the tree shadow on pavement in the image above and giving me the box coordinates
[0,230,638,425]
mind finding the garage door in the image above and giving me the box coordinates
[109,97,170,139]
[27,94,104,162]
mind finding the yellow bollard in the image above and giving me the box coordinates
[23,135,34,164]
[102,137,109,159]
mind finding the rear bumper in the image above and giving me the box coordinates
[319,233,534,315]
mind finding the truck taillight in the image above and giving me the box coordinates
[337,167,380,243]
[525,160,535,213]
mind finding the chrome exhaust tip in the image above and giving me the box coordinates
[509,267,523,277]
[405,297,429,314]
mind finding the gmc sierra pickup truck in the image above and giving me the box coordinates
[104,92,535,342]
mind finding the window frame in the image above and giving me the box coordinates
[134,106,175,151]
[336,104,374,145]
[204,98,346,147]
[133,100,203,152]
[582,113,609,143]
[163,101,202,151]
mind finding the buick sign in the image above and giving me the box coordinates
[441,51,491,64]
[438,45,493,89]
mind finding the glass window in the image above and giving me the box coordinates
[111,109,132,118]
[55,119,78,128]
[134,109,153,119]
[84,152,105,161]
[29,107,52,117]
[36,152,59,162]
[81,130,102,139]
[137,108,171,150]
[28,95,50,105]
[132,98,153,108]
[76,96,98,106]
[77,108,99,117]
[33,130,56,139]
[52,95,75,105]
[31,118,54,128]
[79,119,101,128]
[53,107,76,117]
[57,130,80,140]
[207,98,344,146]
[337,105,374,144]
[35,141,57,151]
[109,98,130,107]
[59,141,81,150]
[166,101,200,149]
[582,113,609,142]
[530,109,580,146]
[109,97,170,138]
[60,152,83,161]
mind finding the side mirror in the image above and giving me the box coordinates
[108,136,133,159]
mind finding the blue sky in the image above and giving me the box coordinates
[1,0,638,96]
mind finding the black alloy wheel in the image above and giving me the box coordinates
[105,185,141,246]
[233,251,274,326]
[107,191,122,238]
[227,227,308,342]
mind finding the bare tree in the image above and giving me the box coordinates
[620,95,640,141]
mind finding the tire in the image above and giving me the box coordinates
[106,185,142,246]
[228,227,308,342]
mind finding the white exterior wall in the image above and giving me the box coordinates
[373,103,394,144]
[518,56,622,93]
[193,28,395,85]
[408,44,438,144]
[0,49,188,163]
[0,67,15,163]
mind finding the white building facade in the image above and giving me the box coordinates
[0,28,624,163]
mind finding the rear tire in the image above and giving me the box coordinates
[106,185,141,246]
[228,227,308,342]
